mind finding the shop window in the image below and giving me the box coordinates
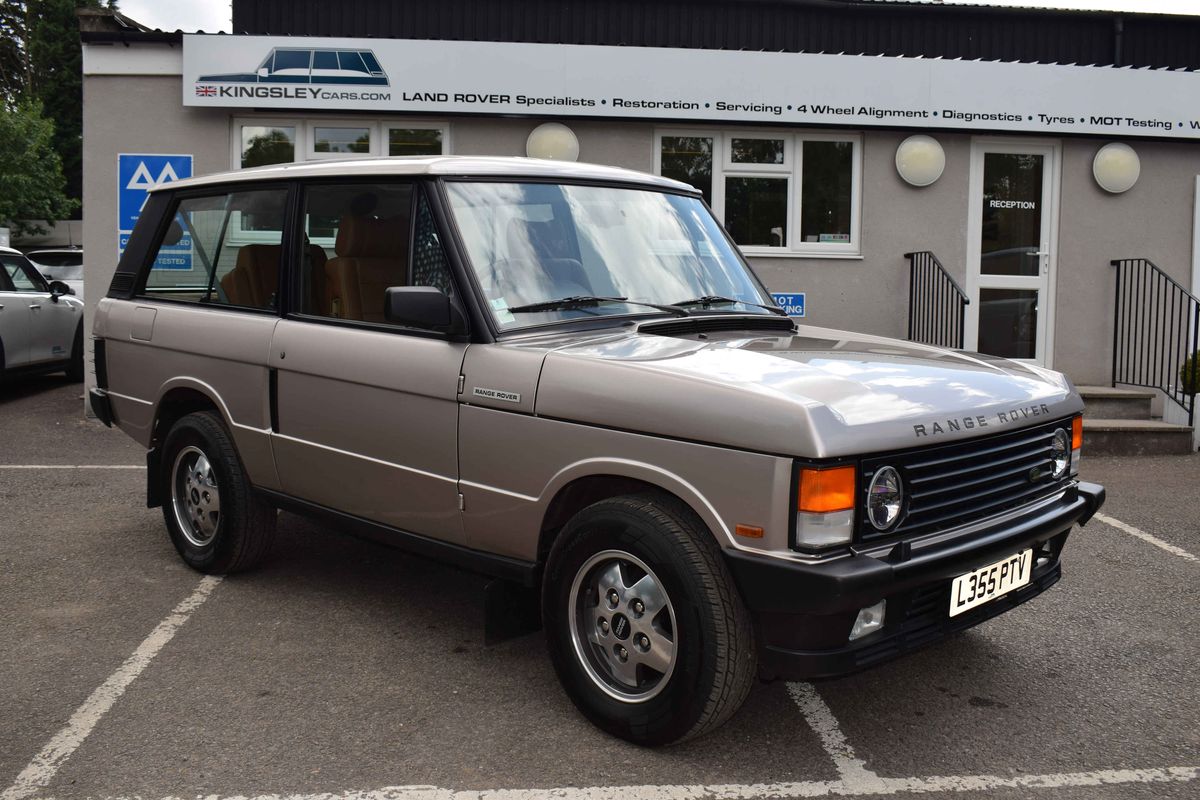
[234,118,448,168]
[313,126,372,155]
[241,125,295,168]
[656,130,861,256]
[388,127,444,157]
[142,188,288,311]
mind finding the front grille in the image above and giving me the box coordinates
[860,417,1073,543]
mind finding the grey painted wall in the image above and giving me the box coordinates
[82,74,229,394]
[1055,139,1200,384]
[81,75,1200,393]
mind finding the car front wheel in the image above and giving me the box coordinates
[543,494,756,745]
[160,410,276,573]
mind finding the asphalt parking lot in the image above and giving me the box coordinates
[2,377,1198,800]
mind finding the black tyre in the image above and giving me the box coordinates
[159,410,276,573]
[542,494,756,745]
[65,324,84,382]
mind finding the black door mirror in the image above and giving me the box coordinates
[49,280,74,299]
[384,286,463,333]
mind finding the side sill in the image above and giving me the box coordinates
[256,487,539,587]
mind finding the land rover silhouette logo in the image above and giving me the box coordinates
[196,47,389,87]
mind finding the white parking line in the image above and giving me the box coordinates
[31,766,1199,800]
[788,682,884,791]
[1094,512,1199,564]
[1,576,222,800]
[0,465,144,470]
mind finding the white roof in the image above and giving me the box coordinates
[154,156,697,194]
[0,245,21,255]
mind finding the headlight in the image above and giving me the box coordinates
[866,466,903,531]
[1051,428,1070,478]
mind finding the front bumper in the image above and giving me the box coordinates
[724,481,1105,679]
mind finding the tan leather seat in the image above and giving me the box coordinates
[221,244,280,309]
[324,215,409,322]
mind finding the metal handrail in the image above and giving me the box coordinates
[1111,258,1198,427]
[905,251,970,350]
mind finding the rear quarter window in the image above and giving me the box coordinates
[139,187,289,312]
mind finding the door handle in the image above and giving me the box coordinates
[29,304,42,310]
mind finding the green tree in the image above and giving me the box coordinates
[0,1,26,105]
[0,100,79,236]
[24,0,117,210]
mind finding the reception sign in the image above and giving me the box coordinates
[183,35,1200,139]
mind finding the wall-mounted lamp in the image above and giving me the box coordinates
[895,135,946,187]
[525,122,580,161]
[1093,142,1140,194]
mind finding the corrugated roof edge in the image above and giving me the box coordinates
[148,156,700,194]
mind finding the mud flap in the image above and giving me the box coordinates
[483,579,542,645]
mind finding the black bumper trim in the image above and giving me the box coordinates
[88,388,114,428]
[725,481,1104,617]
[760,560,1063,680]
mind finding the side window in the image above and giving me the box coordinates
[299,181,414,322]
[411,190,455,296]
[142,188,288,310]
[2,256,47,293]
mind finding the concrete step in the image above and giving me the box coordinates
[1077,385,1156,420]
[1082,418,1195,456]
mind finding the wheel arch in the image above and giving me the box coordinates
[145,381,231,507]
[536,464,732,565]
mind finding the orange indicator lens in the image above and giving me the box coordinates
[735,524,765,539]
[797,466,856,514]
[1072,415,1083,450]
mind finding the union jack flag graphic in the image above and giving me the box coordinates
[195,85,217,97]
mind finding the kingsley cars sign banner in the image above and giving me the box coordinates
[182,35,1200,139]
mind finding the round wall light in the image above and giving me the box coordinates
[895,135,946,187]
[525,122,580,161]
[1093,142,1140,194]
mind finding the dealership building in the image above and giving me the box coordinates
[79,0,1200,442]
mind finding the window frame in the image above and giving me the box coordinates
[283,177,467,341]
[654,128,863,258]
[231,117,451,169]
[2,255,49,293]
[133,182,294,315]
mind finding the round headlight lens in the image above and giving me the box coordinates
[1051,428,1070,477]
[867,466,903,531]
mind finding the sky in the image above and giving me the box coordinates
[114,0,1200,32]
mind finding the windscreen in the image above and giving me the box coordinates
[445,181,769,331]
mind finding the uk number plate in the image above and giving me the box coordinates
[949,549,1032,617]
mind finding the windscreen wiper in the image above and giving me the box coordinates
[508,295,690,317]
[671,295,788,316]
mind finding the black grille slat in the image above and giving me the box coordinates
[905,484,1062,531]
[902,429,1054,472]
[859,418,1072,542]
[907,445,1053,489]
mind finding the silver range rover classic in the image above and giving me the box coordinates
[91,156,1105,745]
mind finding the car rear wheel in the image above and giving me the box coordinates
[160,410,276,573]
[542,494,756,745]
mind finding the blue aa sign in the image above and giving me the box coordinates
[118,154,193,269]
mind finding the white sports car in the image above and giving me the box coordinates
[0,246,85,382]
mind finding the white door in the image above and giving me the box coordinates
[0,271,32,368]
[965,140,1060,365]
